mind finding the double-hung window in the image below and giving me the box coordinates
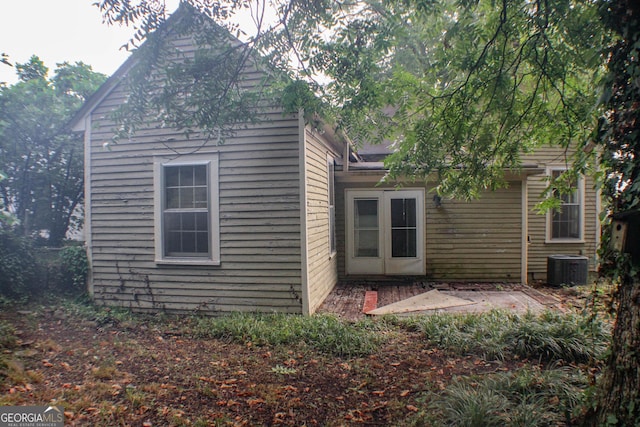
[155,154,220,264]
[548,168,584,242]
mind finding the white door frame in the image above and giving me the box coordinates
[345,189,425,275]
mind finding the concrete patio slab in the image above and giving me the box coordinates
[317,282,560,321]
[366,289,476,315]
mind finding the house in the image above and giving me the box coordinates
[70,5,600,315]
[340,144,600,285]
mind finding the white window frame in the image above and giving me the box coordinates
[546,166,585,243]
[327,155,336,257]
[154,153,220,265]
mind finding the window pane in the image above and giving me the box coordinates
[194,187,208,208]
[165,167,179,187]
[180,166,194,186]
[354,199,379,258]
[355,230,379,257]
[354,199,378,228]
[194,165,207,185]
[165,212,181,232]
[391,199,416,227]
[196,212,208,230]
[182,212,196,230]
[166,188,180,209]
[166,231,182,254]
[181,231,195,253]
[179,188,191,209]
[392,229,417,257]
[196,231,209,253]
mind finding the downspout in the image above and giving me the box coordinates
[298,109,310,315]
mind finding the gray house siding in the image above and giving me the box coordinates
[302,127,339,314]
[522,146,600,282]
[82,26,310,313]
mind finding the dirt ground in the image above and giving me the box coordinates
[0,286,598,426]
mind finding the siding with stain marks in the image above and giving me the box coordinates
[84,18,307,314]
[303,127,339,313]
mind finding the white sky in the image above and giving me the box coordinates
[0,0,277,85]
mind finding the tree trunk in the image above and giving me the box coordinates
[592,277,640,426]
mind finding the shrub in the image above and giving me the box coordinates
[505,311,609,363]
[423,367,587,426]
[399,310,609,364]
[0,230,37,299]
[59,245,88,292]
[189,313,384,357]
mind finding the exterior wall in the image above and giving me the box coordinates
[335,178,522,282]
[302,127,339,314]
[85,31,305,313]
[523,147,600,282]
[426,181,522,281]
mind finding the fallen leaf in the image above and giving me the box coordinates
[400,390,411,397]
[406,405,419,412]
[248,398,265,406]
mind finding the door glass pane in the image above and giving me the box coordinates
[390,198,418,257]
[354,199,379,258]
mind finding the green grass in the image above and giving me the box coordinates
[396,309,610,364]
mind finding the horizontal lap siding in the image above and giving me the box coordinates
[87,33,304,314]
[426,182,522,281]
[304,128,338,314]
[523,148,599,280]
[335,180,522,281]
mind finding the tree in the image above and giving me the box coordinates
[95,0,638,423]
[0,56,106,246]
[588,0,640,424]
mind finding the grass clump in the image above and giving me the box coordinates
[0,320,17,350]
[399,310,609,364]
[189,313,384,357]
[417,367,587,426]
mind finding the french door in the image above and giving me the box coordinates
[346,189,425,275]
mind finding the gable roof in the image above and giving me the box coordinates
[68,3,241,132]
[68,3,345,155]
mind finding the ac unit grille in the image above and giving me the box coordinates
[547,255,588,287]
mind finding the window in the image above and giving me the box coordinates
[548,168,583,241]
[328,157,336,256]
[154,154,220,264]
